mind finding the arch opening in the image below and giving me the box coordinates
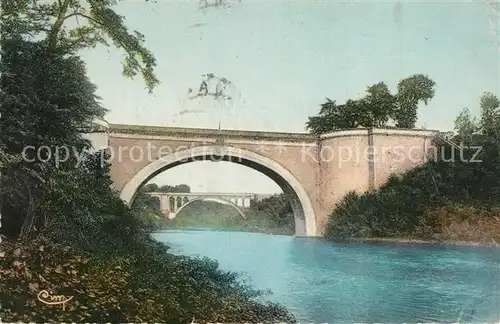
[120,146,317,236]
[236,197,243,207]
[172,197,246,220]
[169,197,175,211]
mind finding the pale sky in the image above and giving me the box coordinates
[79,0,499,194]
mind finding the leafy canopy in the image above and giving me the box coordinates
[454,91,500,142]
[306,74,436,134]
[1,0,159,92]
[0,39,110,238]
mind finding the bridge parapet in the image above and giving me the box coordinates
[109,124,318,143]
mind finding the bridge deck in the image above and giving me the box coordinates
[148,192,275,196]
[109,124,318,143]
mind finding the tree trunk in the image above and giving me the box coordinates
[46,0,70,50]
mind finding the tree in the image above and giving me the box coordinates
[455,92,500,143]
[159,184,191,193]
[0,0,159,237]
[175,184,191,193]
[454,107,479,144]
[364,82,396,127]
[479,91,500,139]
[305,74,436,134]
[143,183,160,192]
[251,193,293,228]
[0,40,108,238]
[1,0,158,92]
[305,98,371,133]
[393,74,436,128]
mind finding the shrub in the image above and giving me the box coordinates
[0,237,296,323]
[0,238,167,322]
[325,144,500,241]
[416,205,500,243]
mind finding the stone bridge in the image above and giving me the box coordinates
[86,120,441,237]
[148,191,274,219]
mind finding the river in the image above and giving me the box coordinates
[152,229,500,323]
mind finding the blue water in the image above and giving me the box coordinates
[152,229,500,323]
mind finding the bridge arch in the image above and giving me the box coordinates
[172,197,246,219]
[119,145,317,236]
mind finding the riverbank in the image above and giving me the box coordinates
[159,224,293,236]
[330,237,500,248]
[0,236,296,323]
[158,227,500,246]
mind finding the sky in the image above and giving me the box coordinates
[79,0,499,194]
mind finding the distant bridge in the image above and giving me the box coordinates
[147,192,275,219]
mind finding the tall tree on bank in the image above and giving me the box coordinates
[305,74,436,134]
[454,92,500,143]
[454,107,479,143]
[0,0,158,238]
[0,40,108,238]
[1,0,159,92]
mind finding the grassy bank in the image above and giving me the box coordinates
[0,236,295,323]
[415,205,500,245]
[330,236,500,248]
[324,147,500,245]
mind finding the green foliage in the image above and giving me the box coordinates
[1,162,295,321]
[325,92,500,241]
[306,98,370,132]
[454,107,479,144]
[393,74,436,128]
[0,237,168,322]
[130,183,192,231]
[165,200,247,228]
[1,0,159,92]
[417,204,500,243]
[161,200,293,234]
[160,183,191,193]
[479,91,500,139]
[306,74,436,134]
[0,39,106,238]
[0,15,294,322]
[132,188,295,234]
[1,39,104,148]
[365,82,396,127]
[250,193,294,229]
[0,237,295,323]
[325,157,500,240]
